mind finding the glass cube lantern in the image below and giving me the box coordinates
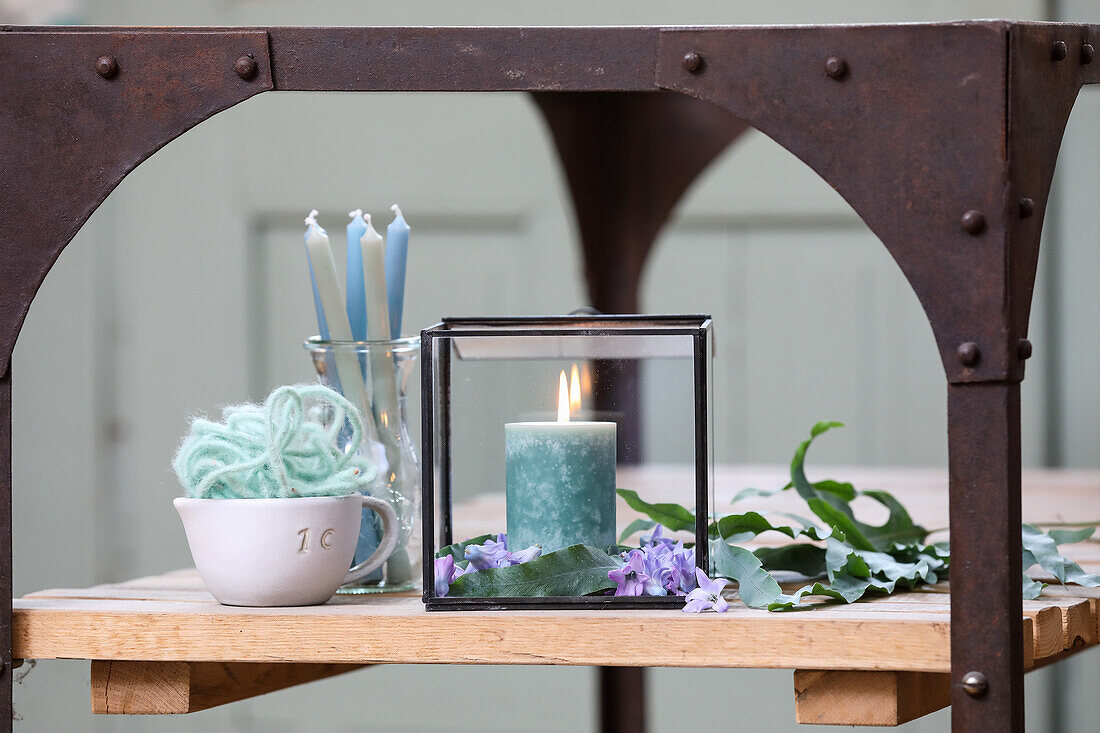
[421,315,714,610]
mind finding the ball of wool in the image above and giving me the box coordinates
[173,384,378,499]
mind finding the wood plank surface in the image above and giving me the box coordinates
[14,590,957,672]
[10,467,1100,723]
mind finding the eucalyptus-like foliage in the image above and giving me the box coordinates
[621,422,1099,610]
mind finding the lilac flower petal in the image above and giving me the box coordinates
[451,562,476,581]
[713,595,730,613]
[685,587,709,603]
[682,597,710,613]
[695,567,726,595]
[506,545,542,565]
[434,556,455,597]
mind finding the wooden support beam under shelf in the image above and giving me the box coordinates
[793,670,950,727]
[90,661,363,714]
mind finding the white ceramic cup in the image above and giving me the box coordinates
[174,493,399,607]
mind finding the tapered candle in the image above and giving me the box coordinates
[506,367,617,553]
[303,211,374,437]
[302,216,330,341]
[361,214,407,582]
[345,209,368,341]
[385,204,410,340]
[360,215,400,426]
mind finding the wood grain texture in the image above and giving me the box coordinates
[91,661,361,714]
[16,592,955,671]
[11,469,1100,722]
[793,670,951,726]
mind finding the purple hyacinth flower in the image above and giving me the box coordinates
[608,551,650,596]
[669,543,697,595]
[434,555,455,597]
[682,568,729,613]
[451,561,476,581]
[465,535,510,570]
[642,524,676,549]
[505,545,542,565]
[639,545,672,596]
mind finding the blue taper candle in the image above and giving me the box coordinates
[385,204,410,339]
[345,209,368,341]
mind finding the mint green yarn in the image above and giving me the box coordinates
[173,384,378,499]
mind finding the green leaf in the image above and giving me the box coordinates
[754,544,827,577]
[618,519,657,544]
[808,497,876,552]
[715,512,796,540]
[435,534,494,562]
[768,577,891,610]
[1023,573,1045,600]
[709,539,782,608]
[812,479,857,502]
[1022,524,1072,582]
[616,489,695,532]
[1049,527,1096,545]
[790,421,845,500]
[731,482,792,504]
[859,490,929,547]
[448,545,620,598]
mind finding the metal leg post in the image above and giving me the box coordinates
[947,383,1025,732]
[0,370,12,733]
[599,666,646,733]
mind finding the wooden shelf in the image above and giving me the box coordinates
[14,467,1100,724]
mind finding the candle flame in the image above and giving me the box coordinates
[557,370,570,423]
[570,364,582,414]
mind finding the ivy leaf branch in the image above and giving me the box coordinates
[619,422,1100,610]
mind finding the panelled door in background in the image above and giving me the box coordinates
[8,1,1098,732]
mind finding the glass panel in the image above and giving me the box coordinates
[427,325,710,605]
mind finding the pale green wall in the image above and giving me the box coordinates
[6,1,1098,731]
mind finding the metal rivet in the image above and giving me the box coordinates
[235,54,258,80]
[1018,339,1033,360]
[1082,43,1095,65]
[824,56,848,79]
[1052,40,1069,61]
[961,671,989,698]
[95,55,118,79]
[961,210,986,235]
[1018,197,1035,219]
[957,342,981,367]
[682,52,703,73]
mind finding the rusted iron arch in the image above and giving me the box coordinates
[530,91,749,462]
[654,23,1097,385]
[0,30,274,376]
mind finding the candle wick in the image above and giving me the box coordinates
[348,208,363,220]
[391,203,403,220]
[304,209,320,227]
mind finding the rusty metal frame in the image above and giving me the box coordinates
[1,21,1097,733]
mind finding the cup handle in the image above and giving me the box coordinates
[343,496,400,585]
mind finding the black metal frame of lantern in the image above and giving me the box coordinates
[420,314,713,611]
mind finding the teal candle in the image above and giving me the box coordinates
[505,420,616,553]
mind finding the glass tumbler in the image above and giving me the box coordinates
[304,336,421,593]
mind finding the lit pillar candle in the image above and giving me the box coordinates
[506,367,617,553]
